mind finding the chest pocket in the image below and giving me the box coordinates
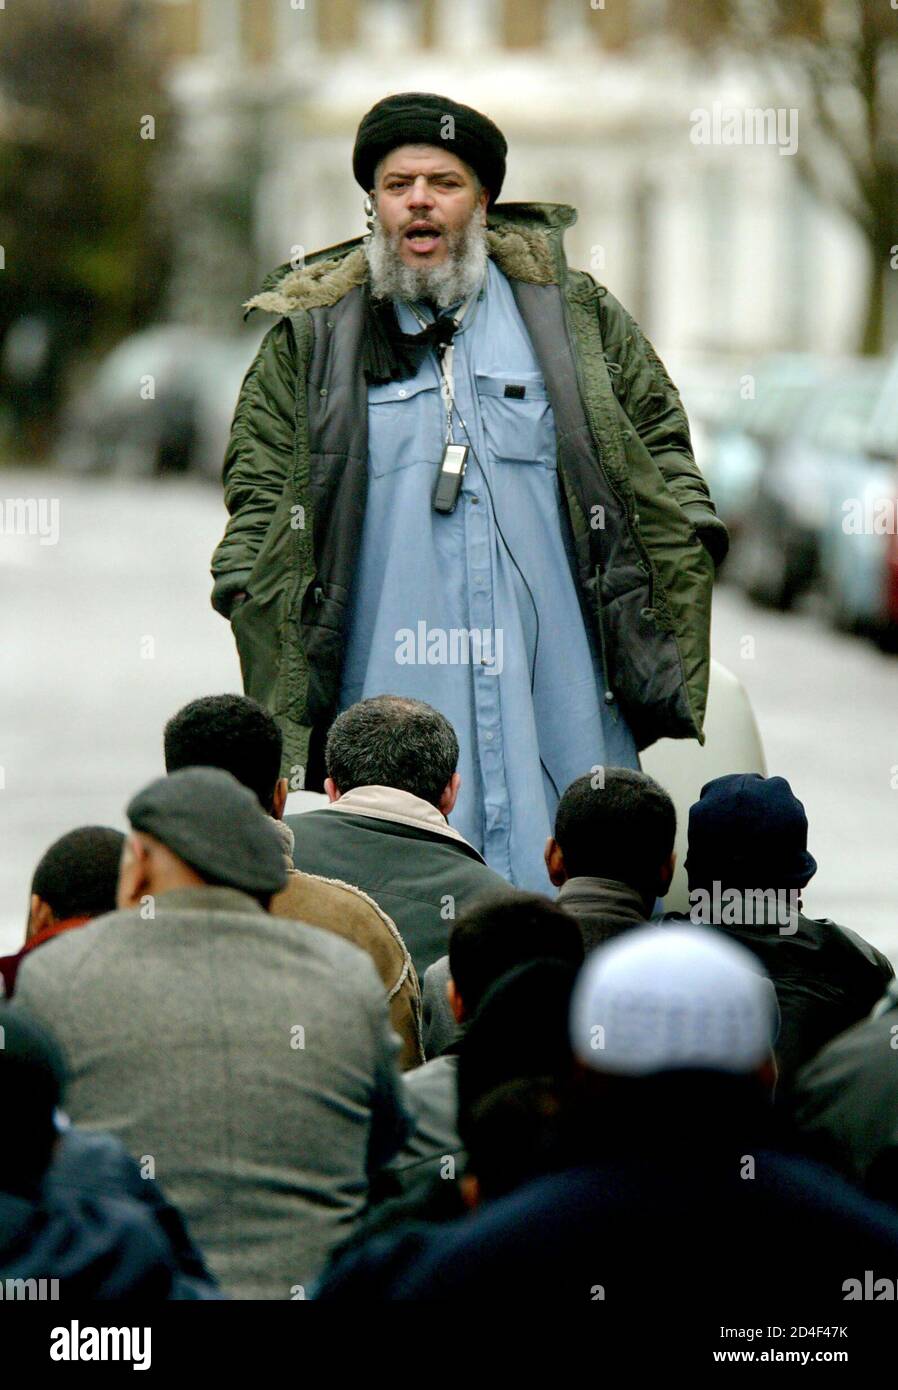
[367,373,444,477]
[475,371,556,468]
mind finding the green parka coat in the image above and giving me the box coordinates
[211,203,728,787]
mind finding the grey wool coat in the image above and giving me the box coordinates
[14,886,410,1300]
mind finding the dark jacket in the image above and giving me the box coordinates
[0,1190,204,1300]
[315,1150,898,1305]
[666,906,893,1091]
[287,787,515,979]
[323,1167,467,1279]
[268,816,424,1069]
[211,203,727,785]
[555,875,649,953]
[791,981,898,1205]
[46,1128,218,1295]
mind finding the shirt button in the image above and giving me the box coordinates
[398,389,407,397]
[470,495,479,504]
[319,387,328,398]
[485,732,494,742]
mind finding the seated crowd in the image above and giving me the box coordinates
[2,692,897,1303]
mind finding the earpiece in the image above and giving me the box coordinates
[363,195,376,233]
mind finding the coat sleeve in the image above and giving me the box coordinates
[210,317,298,617]
[366,982,415,1176]
[598,288,730,566]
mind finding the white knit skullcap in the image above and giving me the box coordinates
[569,924,776,1077]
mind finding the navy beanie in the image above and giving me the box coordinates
[685,773,817,890]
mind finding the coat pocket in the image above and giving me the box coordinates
[230,588,287,712]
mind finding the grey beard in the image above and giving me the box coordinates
[365,211,488,308]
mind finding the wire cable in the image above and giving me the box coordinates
[448,399,561,800]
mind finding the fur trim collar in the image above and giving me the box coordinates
[269,814,296,873]
[244,222,557,318]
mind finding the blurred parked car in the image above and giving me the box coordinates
[672,357,748,483]
[737,359,889,611]
[884,506,898,649]
[57,325,265,480]
[699,355,831,564]
[815,358,898,643]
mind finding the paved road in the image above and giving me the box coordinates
[709,579,898,962]
[1,470,896,961]
[0,471,241,954]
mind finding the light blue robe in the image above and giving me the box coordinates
[338,259,638,893]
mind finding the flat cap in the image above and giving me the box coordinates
[127,766,288,896]
[353,91,507,205]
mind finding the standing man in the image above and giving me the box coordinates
[211,93,727,893]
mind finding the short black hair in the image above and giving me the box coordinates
[461,1077,575,1203]
[448,892,584,1015]
[553,768,676,898]
[325,695,458,808]
[456,957,581,1196]
[31,826,125,921]
[164,694,283,812]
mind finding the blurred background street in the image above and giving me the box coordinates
[2,1,898,958]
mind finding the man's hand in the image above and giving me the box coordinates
[693,521,729,568]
